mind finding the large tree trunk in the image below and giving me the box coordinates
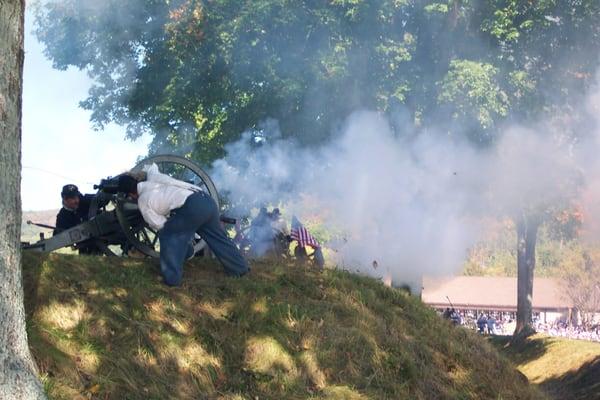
[0,1,46,398]
[514,214,540,339]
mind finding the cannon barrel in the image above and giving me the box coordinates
[94,175,123,194]
[22,210,122,253]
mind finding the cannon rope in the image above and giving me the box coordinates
[22,165,96,185]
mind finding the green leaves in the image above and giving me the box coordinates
[33,0,600,158]
[424,3,448,14]
[438,60,508,130]
[484,4,520,42]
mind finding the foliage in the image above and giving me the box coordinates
[23,252,544,399]
[34,0,418,163]
[438,59,508,132]
[559,246,600,327]
[33,0,600,160]
[462,213,585,278]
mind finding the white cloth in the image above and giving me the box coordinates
[136,163,202,230]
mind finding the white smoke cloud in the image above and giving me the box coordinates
[577,70,600,240]
[211,111,488,291]
[211,71,600,293]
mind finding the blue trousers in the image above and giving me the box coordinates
[158,191,249,286]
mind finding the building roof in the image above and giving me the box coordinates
[422,276,572,311]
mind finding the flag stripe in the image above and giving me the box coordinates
[291,216,320,248]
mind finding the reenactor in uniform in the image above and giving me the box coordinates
[54,184,90,233]
[54,184,101,254]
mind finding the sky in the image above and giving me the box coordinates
[21,7,151,211]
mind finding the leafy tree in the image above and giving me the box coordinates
[561,246,600,328]
[483,0,599,337]
[34,0,600,149]
[34,0,419,163]
[33,0,600,338]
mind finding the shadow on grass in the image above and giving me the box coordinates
[488,335,551,366]
[23,251,224,399]
[22,252,545,400]
[540,355,600,400]
[489,334,600,400]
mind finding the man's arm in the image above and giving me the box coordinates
[53,210,68,235]
[78,194,93,219]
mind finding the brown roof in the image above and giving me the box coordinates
[422,276,573,311]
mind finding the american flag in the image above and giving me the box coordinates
[290,216,320,248]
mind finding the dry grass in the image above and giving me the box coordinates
[491,335,600,400]
[23,252,545,399]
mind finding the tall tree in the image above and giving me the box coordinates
[560,246,600,328]
[514,213,540,337]
[32,0,600,338]
[0,0,46,398]
[33,0,419,162]
[432,0,599,337]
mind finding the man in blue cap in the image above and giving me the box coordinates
[54,184,90,233]
[54,184,101,254]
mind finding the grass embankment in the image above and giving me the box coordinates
[491,335,600,400]
[23,252,544,400]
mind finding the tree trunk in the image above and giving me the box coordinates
[514,214,540,339]
[0,1,46,398]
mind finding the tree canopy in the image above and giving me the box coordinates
[34,0,600,162]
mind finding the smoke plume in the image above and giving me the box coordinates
[211,72,600,292]
[32,2,600,292]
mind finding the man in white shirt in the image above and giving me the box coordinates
[118,164,249,286]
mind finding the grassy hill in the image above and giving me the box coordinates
[491,335,600,400]
[23,252,545,400]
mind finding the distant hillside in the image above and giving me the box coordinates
[22,252,545,400]
[22,209,59,243]
[23,209,58,226]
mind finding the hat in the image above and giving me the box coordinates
[61,184,80,198]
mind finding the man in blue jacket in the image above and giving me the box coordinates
[54,184,102,255]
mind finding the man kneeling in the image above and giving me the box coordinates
[118,164,249,286]
[54,184,103,255]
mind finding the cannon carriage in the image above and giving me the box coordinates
[23,154,325,267]
[22,155,219,258]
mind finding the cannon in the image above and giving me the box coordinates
[22,155,221,258]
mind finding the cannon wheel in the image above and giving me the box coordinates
[235,224,290,259]
[115,155,220,258]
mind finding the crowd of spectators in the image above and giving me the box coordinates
[534,321,600,342]
[440,309,516,335]
[439,308,600,342]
